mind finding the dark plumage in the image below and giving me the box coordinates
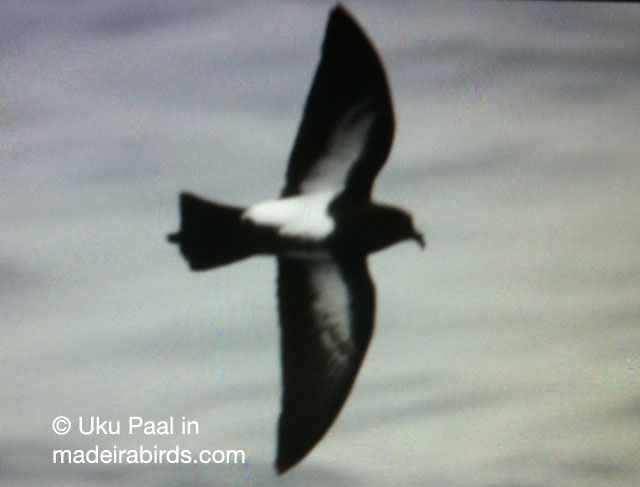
[168,4,424,473]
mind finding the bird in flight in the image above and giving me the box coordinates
[168,4,424,473]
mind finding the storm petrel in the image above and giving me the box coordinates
[168,4,425,473]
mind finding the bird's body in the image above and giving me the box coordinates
[169,4,424,473]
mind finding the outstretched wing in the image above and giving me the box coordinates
[281,5,394,200]
[275,256,375,473]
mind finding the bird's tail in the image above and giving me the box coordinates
[168,192,256,271]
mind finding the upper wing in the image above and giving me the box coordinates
[281,5,394,200]
[275,256,375,473]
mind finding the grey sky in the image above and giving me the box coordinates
[1,1,639,485]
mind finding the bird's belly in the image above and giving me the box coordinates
[242,192,335,240]
[280,248,333,261]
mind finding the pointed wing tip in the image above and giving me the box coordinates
[275,457,294,475]
[327,3,364,37]
[330,3,348,16]
[275,436,308,474]
[274,420,313,474]
[329,4,356,26]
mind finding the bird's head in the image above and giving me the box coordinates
[365,205,426,253]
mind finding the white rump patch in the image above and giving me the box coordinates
[242,191,335,240]
[309,261,354,367]
[301,102,375,194]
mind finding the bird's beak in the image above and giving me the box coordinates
[413,229,426,249]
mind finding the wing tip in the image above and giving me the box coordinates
[275,430,308,474]
[328,4,357,30]
[330,3,348,16]
[275,456,294,475]
[274,416,313,474]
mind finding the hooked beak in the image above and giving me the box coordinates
[413,229,426,249]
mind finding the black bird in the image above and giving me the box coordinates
[168,4,425,473]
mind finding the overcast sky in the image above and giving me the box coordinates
[1,1,639,486]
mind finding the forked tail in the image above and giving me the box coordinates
[168,192,256,270]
